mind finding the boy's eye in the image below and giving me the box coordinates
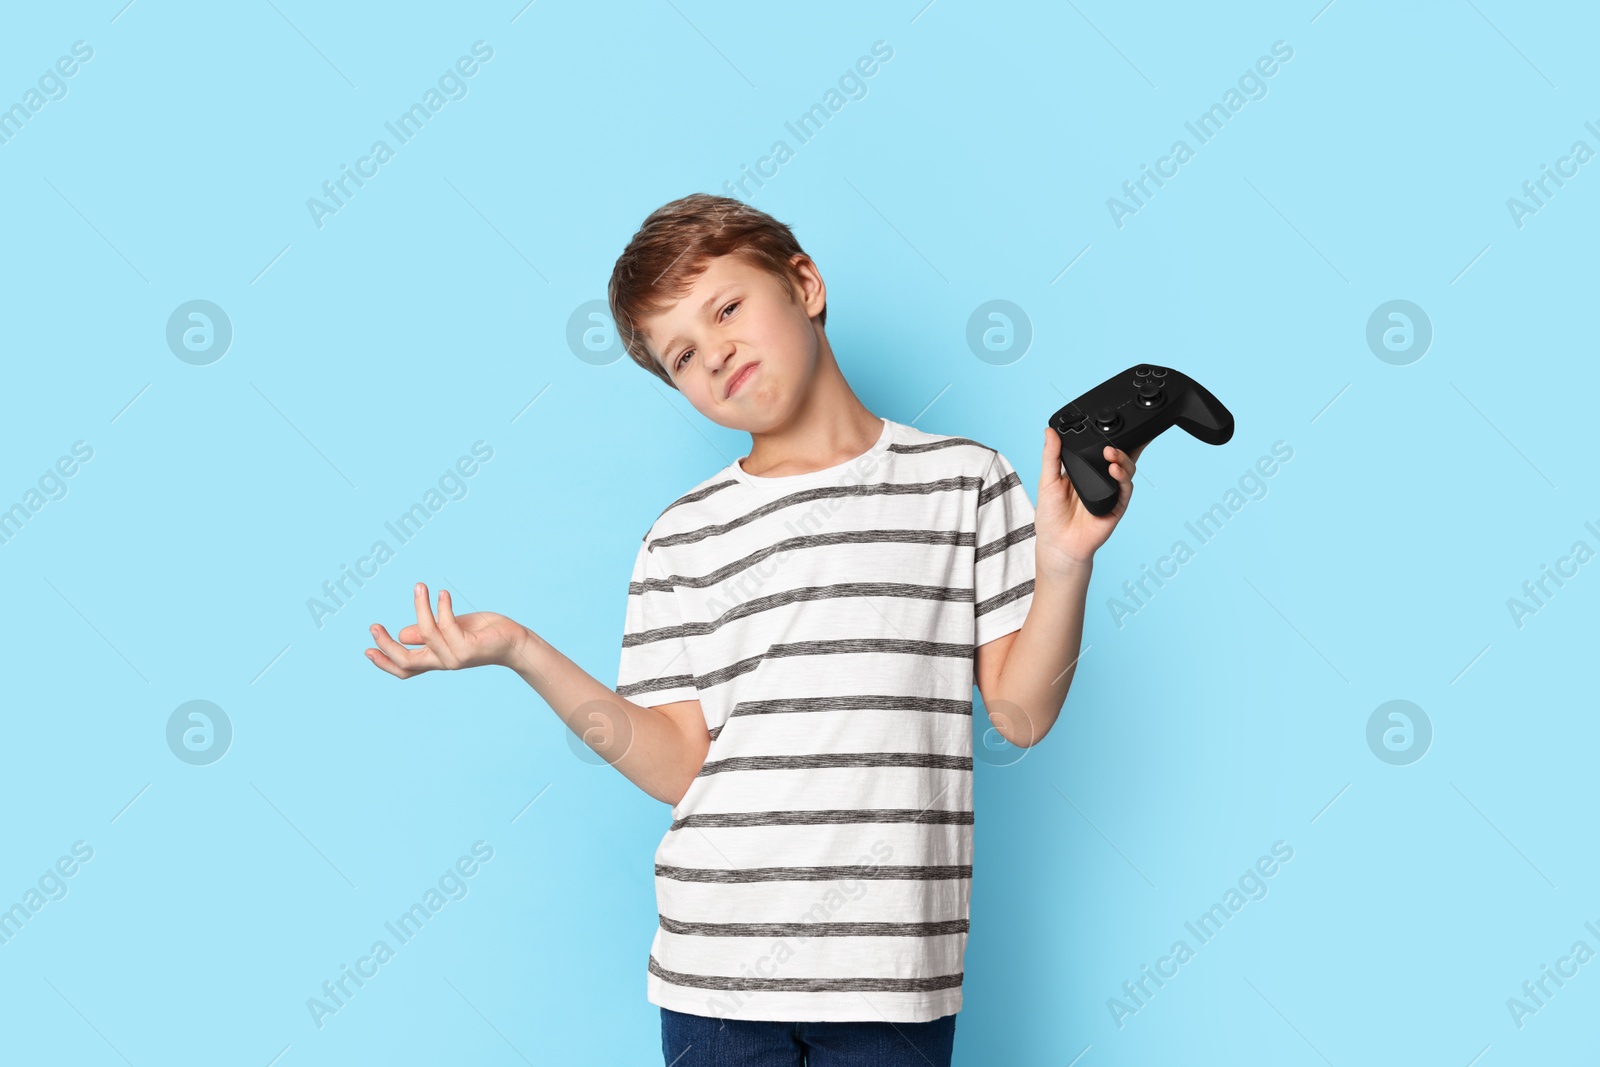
[673,302,740,372]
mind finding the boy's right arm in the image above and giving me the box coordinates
[505,631,710,807]
[366,582,710,807]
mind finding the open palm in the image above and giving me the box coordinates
[365,583,526,678]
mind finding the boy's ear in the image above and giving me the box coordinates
[789,255,827,318]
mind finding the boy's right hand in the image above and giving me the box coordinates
[365,582,529,679]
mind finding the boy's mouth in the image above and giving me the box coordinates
[725,362,759,398]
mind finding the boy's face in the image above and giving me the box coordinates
[640,252,826,431]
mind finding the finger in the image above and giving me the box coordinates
[365,645,414,679]
[434,589,469,664]
[366,625,430,677]
[437,588,458,632]
[411,583,459,669]
[396,623,422,645]
[1110,457,1137,517]
[1103,444,1135,475]
[1103,445,1136,483]
[1111,477,1134,519]
[371,622,436,672]
[1039,428,1064,493]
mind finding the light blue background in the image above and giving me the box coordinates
[2,1,1595,1063]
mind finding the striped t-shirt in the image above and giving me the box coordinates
[616,416,1037,1023]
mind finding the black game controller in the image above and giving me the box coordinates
[1048,364,1234,516]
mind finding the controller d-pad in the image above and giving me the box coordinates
[1056,408,1088,433]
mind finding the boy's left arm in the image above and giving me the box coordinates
[977,431,1144,748]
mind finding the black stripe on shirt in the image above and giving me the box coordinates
[893,437,987,456]
[617,673,697,700]
[644,436,989,535]
[976,579,1034,621]
[649,955,965,993]
[977,468,1025,508]
[649,476,983,552]
[651,479,743,527]
[975,522,1035,562]
[696,752,972,777]
[686,637,977,693]
[727,694,972,719]
[621,581,976,648]
[669,808,974,831]
[618,635,980,700]
[658,915,969,937]
[655,863,971,883]
[630,529,975,594]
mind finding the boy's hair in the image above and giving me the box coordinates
[608,193,826,390]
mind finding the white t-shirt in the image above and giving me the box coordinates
[616,416,1037,1023]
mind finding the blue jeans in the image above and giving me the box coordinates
[661,1007,956,1066]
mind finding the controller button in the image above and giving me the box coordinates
[1134,366,1152,377]
[1151,367,1168,377]
[1057,410,1087,433]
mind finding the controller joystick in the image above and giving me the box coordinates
[1134,382,1164,408]
[1047,364,1234,516]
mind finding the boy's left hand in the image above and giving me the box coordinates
[1034,429,1146,578]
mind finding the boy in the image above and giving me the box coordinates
[364,193,1141,1066]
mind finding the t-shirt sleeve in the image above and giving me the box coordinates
[616,537,700,707]
[974,449,1037,647]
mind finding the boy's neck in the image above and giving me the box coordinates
[738,342,880,478]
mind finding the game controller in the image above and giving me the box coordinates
[1048,364,1234,516]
